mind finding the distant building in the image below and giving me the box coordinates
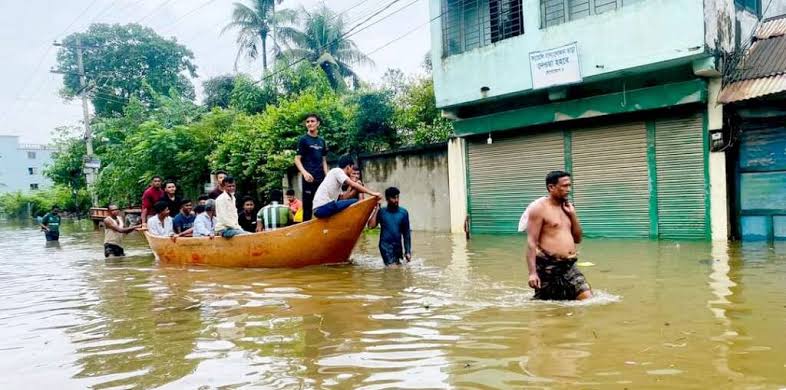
[0,135,55,193]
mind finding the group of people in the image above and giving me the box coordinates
[97,113,414,268]
[39,112,591,298]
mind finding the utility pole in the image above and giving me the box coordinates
[53,38,100,207]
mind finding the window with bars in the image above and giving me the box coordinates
[442,0,524,56]
[541,0,641,28]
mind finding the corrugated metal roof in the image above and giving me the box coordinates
[718,74,786,103]
[720,15,786,103]
[740,35,786,80]
[755,14,786,40]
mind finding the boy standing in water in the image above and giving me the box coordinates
[367,187,412,267]
[526,171,592,300]
[40,205,62,241]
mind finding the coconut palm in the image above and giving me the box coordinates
[222,0,295,73]
[276,5,374,89]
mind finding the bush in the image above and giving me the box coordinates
[0,186,91,218]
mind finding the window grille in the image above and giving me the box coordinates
[541,0,640,28]
[442,0,524,56]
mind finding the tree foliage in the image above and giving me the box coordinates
[222,0,293,72]
[56,23,197,117]
[45,126,87,191]
[0,186,91,218]
[203,75,237,109]
[276,5,373,89]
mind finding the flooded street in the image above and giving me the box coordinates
[1,220,785,389]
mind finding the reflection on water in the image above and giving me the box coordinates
[1,221,785,389]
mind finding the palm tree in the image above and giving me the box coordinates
[276,5,374,89]
[222,0,295,73]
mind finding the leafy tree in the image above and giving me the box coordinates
[347,90,398,152]
[56,23,197,117]
[385,70,454,145]
[0,186,91,218]
[277,5,373,89]
[202,75,237,109]
[229,74,276,114]
[45,126,87,192]
[222,0,295,73]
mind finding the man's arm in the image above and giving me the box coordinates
[339,187,359,200]
[563,202,583,243]
[526,209,544,289]
[104,217,122,232]
[344,179,381,198]
[294,155,314,182]
[140,193,151,226]
[402,211,412,260]
[367,204,380,228]
[322,156,329,177]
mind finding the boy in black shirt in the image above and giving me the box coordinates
[294,113,329,221]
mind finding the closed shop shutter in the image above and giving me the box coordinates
[467,131,565,234]
[737,123,786,240]
[655,113,708,239]
[572,122,650,237]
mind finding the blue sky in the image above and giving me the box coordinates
[0,0,431,144]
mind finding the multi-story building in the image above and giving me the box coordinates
[432,0,785,240]
[0,135,55,193]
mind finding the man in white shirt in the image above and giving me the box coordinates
[313,155,381,219]
[193,200,217,238]
[214,176,248,238]
[147,201,176,238]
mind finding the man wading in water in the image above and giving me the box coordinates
[526,171,592,300]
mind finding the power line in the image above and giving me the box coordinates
[137,0,179,24]
[256,0,423,85]
[0,0,103,124]
[158,0,220,33]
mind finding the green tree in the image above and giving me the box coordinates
[277,5,373,89]
[347,90,398,152]
[229,74,276,114]
[45,126,87,192]
[222,0,295,73]
[202,75,237,109]
[55,23,197,117]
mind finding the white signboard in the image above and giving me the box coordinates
[529,42,582,90]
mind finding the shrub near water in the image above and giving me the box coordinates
[0,186,91,218]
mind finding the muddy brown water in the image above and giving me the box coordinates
[0,220,784,389]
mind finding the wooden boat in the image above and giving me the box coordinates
[143,197,377,268]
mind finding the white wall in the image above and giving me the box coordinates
[0,135,55,193]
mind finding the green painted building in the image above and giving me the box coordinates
[431,0,770,240]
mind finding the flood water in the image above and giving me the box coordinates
[0,220,785,389]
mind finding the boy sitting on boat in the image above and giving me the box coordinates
[312,155,381,219]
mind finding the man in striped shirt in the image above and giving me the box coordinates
[256,189,292,231]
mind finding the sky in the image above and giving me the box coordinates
[0,0,432,144]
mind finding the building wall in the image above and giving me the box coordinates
[360,146,451,232]
[430,0,709,108]
[0,136,55,193]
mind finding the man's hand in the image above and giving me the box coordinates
[405,253,412,262]
[370,192,382,198]
[41,226,49,232]
[208,233,215,240]
[303,172,314,183]
[170,234,179,243]
[562,201,577,217]
[528,273,541,289]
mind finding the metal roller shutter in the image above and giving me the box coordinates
[572,122,650,237]
[655,113,708,239]
[467,131,565,234]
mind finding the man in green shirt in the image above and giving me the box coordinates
[40,205,62,241]
[256,190,292,232]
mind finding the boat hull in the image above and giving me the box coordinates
[143,197,377,268]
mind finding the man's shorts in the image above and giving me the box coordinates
[533,250,591,300]
[45,231,59,241]
[104,243,125,258]
[379,242,403,266]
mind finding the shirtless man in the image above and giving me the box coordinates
[526,171,592,300]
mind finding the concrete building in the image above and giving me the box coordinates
[430,0,779,240]
[0,135,55,193]
[719,15,786,241]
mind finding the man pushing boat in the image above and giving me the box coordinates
[525,171,592,301]
[312,155,381,219]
